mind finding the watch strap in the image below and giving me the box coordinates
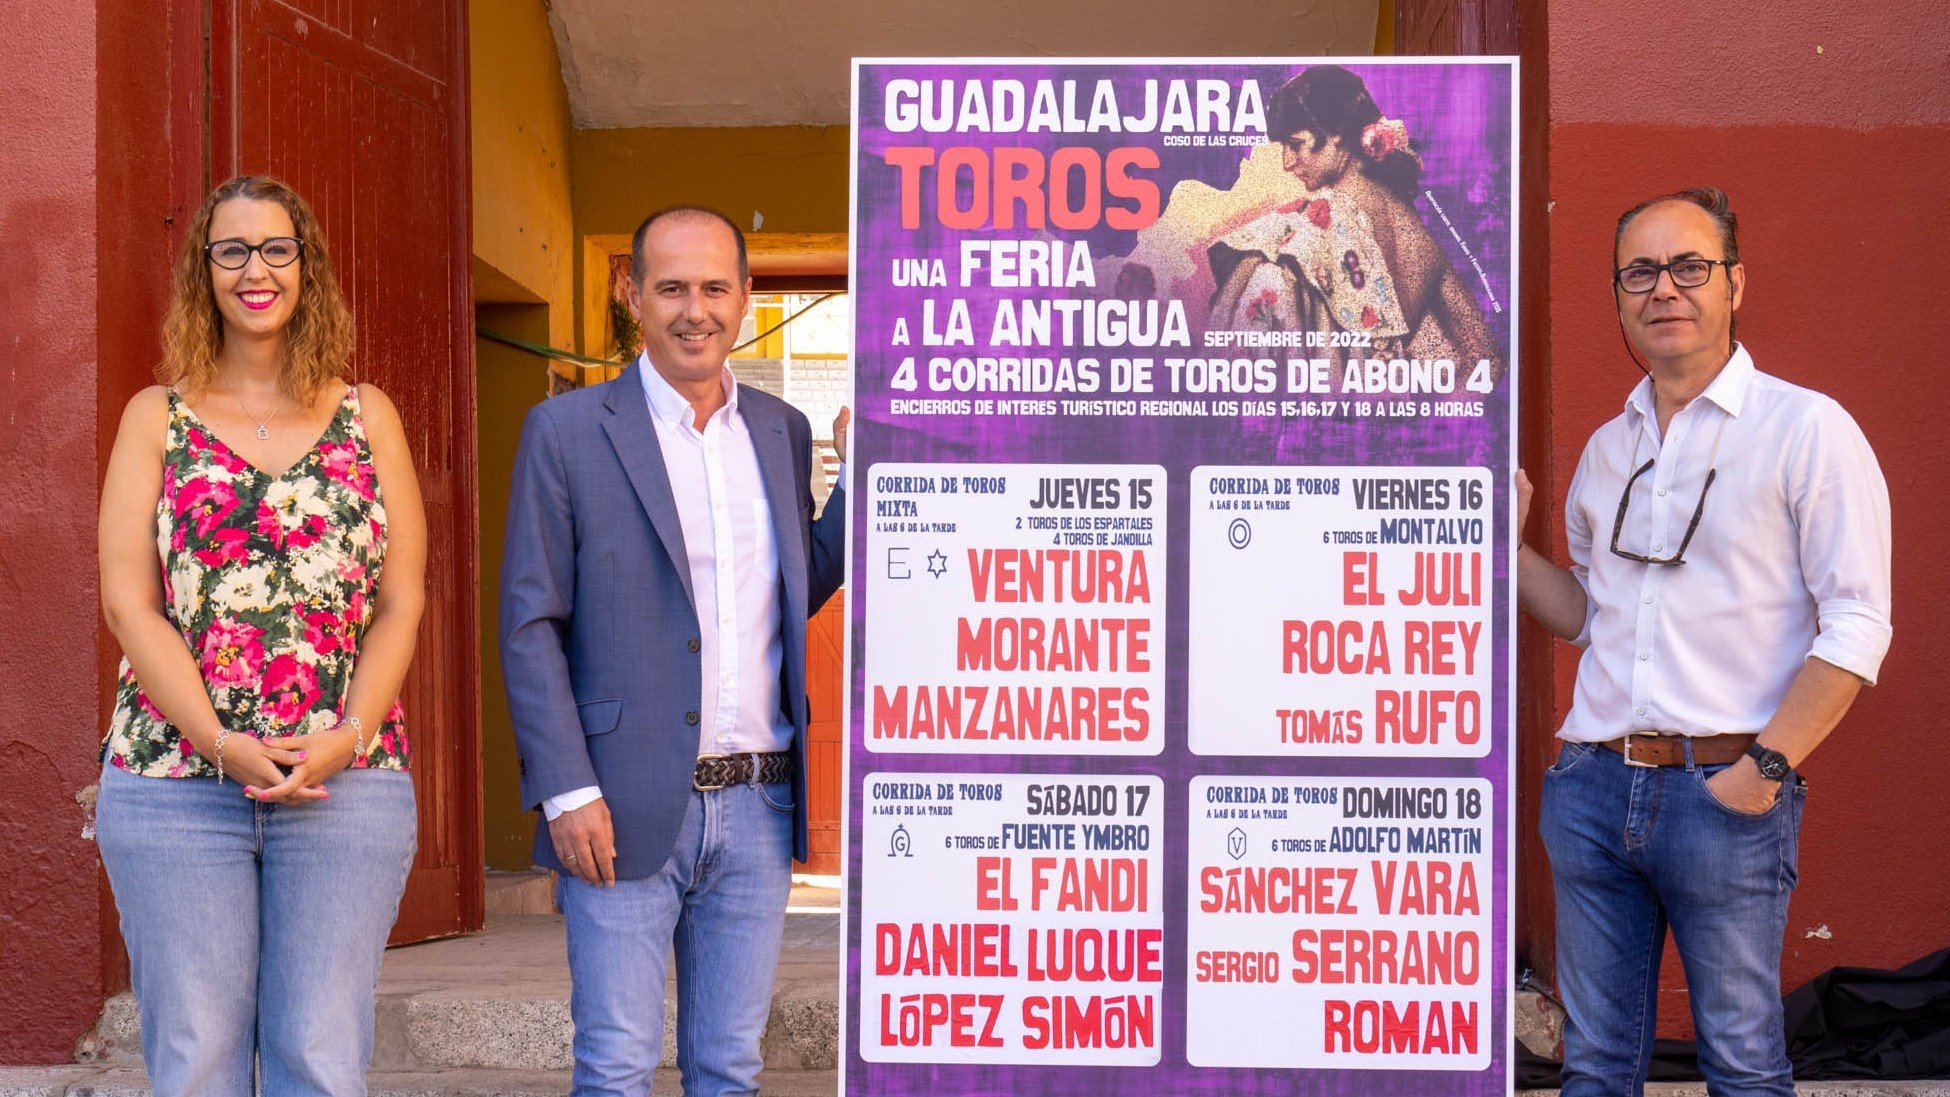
[1744,741,1790,780]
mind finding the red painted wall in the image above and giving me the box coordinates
[0,0,107,1064]
[0,0,188,1064]
[1534,0,1950,1035]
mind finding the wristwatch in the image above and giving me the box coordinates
[1745,742,1791,781]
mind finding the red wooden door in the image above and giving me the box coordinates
[209,0,481,942]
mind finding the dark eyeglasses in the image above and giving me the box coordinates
[1613,258,1732,294]
[207,237,304,270]
[1609,458,1717,565]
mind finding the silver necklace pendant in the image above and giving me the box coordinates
[255,425,271,441]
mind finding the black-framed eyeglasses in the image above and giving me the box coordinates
[206,237,304,270]
[1613,257,1732,294]
[1609,458,1717,565]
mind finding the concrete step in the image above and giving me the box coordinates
[0,1065,839,1096]
[82,908,840,1075]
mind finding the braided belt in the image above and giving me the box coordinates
[692,751,793,791]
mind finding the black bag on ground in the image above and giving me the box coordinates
[1784,947,1950,1079]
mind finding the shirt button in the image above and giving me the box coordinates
[1643,596,1653,604]
[1635,707,1646,716]
[1639,652,1651,661]
[1651,542,1664,551]
[688,638,701,652]
[1657,488,1669,497]
[685,711,700,726]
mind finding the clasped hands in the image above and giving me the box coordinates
[214,723,364,804]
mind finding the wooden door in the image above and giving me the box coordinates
[209,0,482,942]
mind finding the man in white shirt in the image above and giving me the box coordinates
[500,206,847,1096]
[1517,187,1891,1096]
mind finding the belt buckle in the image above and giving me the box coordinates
[693,752,731,791]
[1620,734,1657,768]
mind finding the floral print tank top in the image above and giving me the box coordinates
[103,386,410,777]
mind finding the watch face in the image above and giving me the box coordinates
[1751,746,1790,780]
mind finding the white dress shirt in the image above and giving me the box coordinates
[545,358,792,820]
[1557,345,1892,742]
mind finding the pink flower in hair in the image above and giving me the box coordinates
[1361,117,1410,160]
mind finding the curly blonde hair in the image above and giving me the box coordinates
[160,175,354,401]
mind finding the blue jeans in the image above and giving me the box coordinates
[1540,740,1806,1096]
[559,781,795,1097]
[95,763,417,1097]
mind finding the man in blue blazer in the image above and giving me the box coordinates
[499,205,846,1097]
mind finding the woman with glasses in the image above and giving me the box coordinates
[1209,65,1500,377]
[94,174,424,1096]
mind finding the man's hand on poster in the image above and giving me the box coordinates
[833,406,850,463]
[1515,469,1533,535]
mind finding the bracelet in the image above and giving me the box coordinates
[213,728,233,785]
[346,715,367,765]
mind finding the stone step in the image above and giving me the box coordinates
[82,910,840,1075]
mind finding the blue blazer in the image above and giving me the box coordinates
[498,365,845,878]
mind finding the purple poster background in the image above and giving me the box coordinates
[845,59,1518,1095]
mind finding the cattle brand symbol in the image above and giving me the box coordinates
[1227,826,1248,860]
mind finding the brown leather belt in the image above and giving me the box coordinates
[1599,732,1755,768]
[693,751,793,790]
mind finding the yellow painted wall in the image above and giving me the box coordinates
[470,0,577,870]
[569,126,851,352]
[470,0,575,345]
[475,307,556,871]
[571,125,850,237]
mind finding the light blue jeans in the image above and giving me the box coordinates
[1541,740,1806,1096]
[558,780,795,1097]
[96,763,417,1097]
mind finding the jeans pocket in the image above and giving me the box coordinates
[1545,741,1596,778]
[1694,765,1785,818]
[756,782,796,814]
